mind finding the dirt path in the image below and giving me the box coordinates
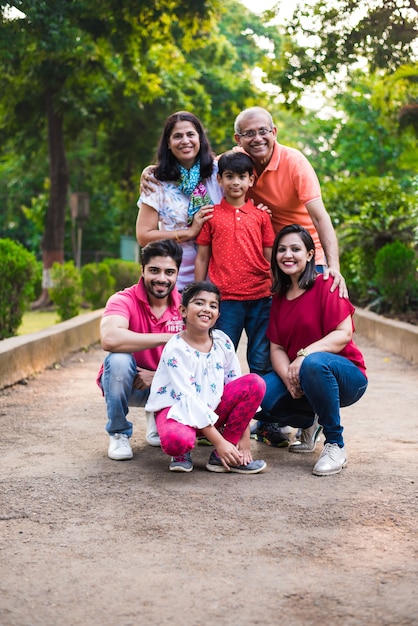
[0,336,417,626]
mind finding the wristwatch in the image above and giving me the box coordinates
[297,348,309,358]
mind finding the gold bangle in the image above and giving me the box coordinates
[174,231,181,242]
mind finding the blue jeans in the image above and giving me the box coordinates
[261,352,368,446]
[100,353,150,436]
[216,297,272,376]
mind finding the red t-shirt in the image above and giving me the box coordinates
[267,275,367,376]
[96,279,184,386]
[195,198,275,300]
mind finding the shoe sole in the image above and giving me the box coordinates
[206,461,267,474]
[312,459,348,476]
[108,453,133,460]
[255,434,289,448]
[169,465,193,472]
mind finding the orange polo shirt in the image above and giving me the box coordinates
[244,142,325,265]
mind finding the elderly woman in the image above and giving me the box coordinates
[136,111,222,291]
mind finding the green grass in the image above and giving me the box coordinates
[17,310,59,335]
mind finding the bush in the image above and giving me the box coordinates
[103,258,141,291]
[324,175,417,303]
[81,262,116,309]
[374,241,417,313]
[0,238,39,339]
[49,261,83,321]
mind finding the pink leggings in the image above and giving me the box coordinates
[155,373,266,457]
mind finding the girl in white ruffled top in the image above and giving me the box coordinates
[145,281,267,474]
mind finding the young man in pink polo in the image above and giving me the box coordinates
[97,240,184,460]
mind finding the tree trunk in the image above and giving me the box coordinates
[33,88,70,309]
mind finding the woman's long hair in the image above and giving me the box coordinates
[154,111,215,182]
[271,224,317,297]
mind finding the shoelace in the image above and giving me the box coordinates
[114,434,129,447]
[174,453,190,462]
[322,443,340,459]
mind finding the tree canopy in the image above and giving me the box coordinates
[264,0,418,104]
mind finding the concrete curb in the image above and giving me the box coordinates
[353,308,418,366]
[0,309,104,389]
[0,307,417,390]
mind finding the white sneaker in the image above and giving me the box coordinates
[313,443,347,476]
[145,411,161,447]
[108,434,133,460]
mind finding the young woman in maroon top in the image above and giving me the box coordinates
[259,224,368,476]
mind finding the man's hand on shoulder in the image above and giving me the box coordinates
[322,266,348,298]
[251,199,272,216]
[140,165,159,196]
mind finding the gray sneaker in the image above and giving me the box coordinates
[313,443,347,476]
[289,415,322,453]
[169,452,193,472]
[206,451,266,474]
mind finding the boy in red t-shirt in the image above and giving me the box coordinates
[195,150,275,379]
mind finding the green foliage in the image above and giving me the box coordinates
[102,258,141,292]
[324,176,418,304]
[49,261,82,321]
[0,0,282,260]
[0,238,39,339]
[270,0,418,102]
[81,262,115,310]
[374,241,417,313]
[323,176,418,233]
[339,247,370,304]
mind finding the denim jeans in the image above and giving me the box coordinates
[261,352,368,446]
[100,352,150,436]
[215,297,272,375]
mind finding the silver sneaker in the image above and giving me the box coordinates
[289,416,322,453]
[313,443,347,476]
[108,433,133,460]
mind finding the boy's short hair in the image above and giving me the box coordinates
[218,150,254,176]
[140,239,183,270]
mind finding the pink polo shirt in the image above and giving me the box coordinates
[96,279,184,386]
[243,142,325,265]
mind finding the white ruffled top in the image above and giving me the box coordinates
[145,330,241,428]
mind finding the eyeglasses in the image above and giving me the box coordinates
[237,127,274,138]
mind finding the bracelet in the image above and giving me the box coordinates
[174,231,181,242]
[297,348,309,358]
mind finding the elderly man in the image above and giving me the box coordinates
[234,107,347,447]
[234,106,346,296]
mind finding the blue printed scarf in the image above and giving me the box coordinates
[178,161,212,225]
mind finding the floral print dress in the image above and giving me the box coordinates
[145,330,241,428]
[137,166,222,290]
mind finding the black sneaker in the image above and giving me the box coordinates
[255,422,290,448]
